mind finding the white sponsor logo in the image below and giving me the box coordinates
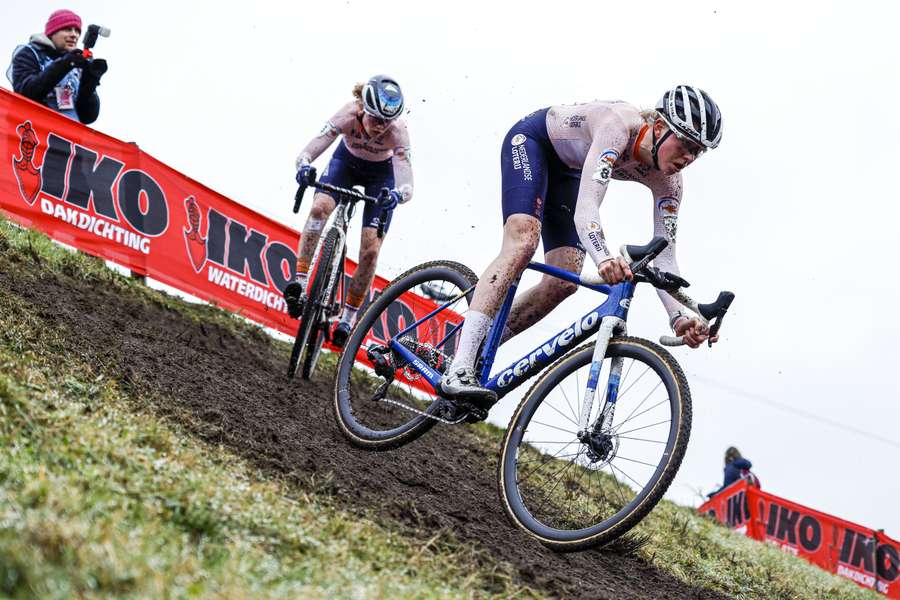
[511,133,527,146]
[497,311,600,387]
[619,299,631,309]
[511,143,533,181]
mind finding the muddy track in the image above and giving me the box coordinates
[0,253,730,600]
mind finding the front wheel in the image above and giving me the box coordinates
[498,336,691,552]
[333,260,477,450]
[288,229,339,379]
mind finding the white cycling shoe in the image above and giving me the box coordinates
[437,367,498,409]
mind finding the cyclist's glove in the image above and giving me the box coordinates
[378,188,402,211]
[296,164,316,186]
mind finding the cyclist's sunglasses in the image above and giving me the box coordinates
[669,128,706,158]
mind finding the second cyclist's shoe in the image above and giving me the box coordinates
[331,322,352,348]
[437,367,497,409]
[284,281,306,319]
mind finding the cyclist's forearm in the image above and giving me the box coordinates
[651,195,683,324]
[574,183,613,266]
[296,122,340,169]
[392,147,414,203]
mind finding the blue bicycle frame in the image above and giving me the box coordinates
[386,261,635,402]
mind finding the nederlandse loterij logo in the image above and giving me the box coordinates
[183,195,208,272]
[12,120,42,205]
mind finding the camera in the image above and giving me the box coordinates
[82,24,110,56]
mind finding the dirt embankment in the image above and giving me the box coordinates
[0,249,729,600]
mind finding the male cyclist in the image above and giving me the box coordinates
[439,85,723,405]
[285,74,413,348]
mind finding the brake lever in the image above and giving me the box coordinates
[700,291,735,347]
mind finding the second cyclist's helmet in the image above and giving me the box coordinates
[362,75,404,121]
[655,85,723,150]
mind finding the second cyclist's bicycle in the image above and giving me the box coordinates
[287,173,387,379]
[331,237,733,551]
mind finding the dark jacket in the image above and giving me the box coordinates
[708,458,753,498]
[9,34,100,124]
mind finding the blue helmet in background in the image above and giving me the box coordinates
[362,74,404,121]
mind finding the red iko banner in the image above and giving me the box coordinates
[0,89,456,376]
[700,480,900,597]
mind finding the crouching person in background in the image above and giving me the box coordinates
[7,9,108,125]
[707,446,759,498]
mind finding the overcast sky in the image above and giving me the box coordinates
[5,1,900,535]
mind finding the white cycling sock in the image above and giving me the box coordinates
[449,310,492,373]
[340,304,360,327]
[293,272,308,287]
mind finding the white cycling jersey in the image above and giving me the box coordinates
[546,100,685,321]
[296,101,414,202]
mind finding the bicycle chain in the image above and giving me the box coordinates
[375,338,467,425]
[378,395,466,425]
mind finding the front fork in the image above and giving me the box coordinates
[577,316,626,440]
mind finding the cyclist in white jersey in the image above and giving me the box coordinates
[439,85,723,405]
[285,75,413,348]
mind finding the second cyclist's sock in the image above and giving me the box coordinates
[449,310,492,373]
[339,303,361,327]
[292,271,309,288]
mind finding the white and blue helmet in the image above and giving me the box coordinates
[655,85,723,150]
[362,74,404,121]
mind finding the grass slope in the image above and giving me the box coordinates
[0,220,532,599]
[0,216,879,599]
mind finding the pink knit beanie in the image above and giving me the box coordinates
[45,9,82,37]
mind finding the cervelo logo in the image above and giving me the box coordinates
[497,310,601,388]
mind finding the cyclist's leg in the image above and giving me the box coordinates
[333,215,390,346]
[441,115,550,399]
[285,190,337,317]
[294,191,337,285]
[333,161,394,345]
[501,167,585,342]
[502,245,584,342]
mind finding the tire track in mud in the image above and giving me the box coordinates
[0,255,730,600]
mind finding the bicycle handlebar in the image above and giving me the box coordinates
[580,236,735,348]
[293,173,388,238]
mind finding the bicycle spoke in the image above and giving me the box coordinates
[516,451,581,466]
[613,396,668,433]
[535,461,578,515]
[618,435,666,444]
[517,440,577,483]
[558,382,580,424]
[604,461,630,506]
[522,439,577,445]
[610,461,643,490]
[530,419,578,436]
[614,454,660,469]
[613,381,664,432]
[615,418,671,437]
[616,363,652,401]
[542,396,580,427]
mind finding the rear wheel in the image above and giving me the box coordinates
[498,337,691,551]
[332,260,477,450]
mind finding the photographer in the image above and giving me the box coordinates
[7,9,108,124]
